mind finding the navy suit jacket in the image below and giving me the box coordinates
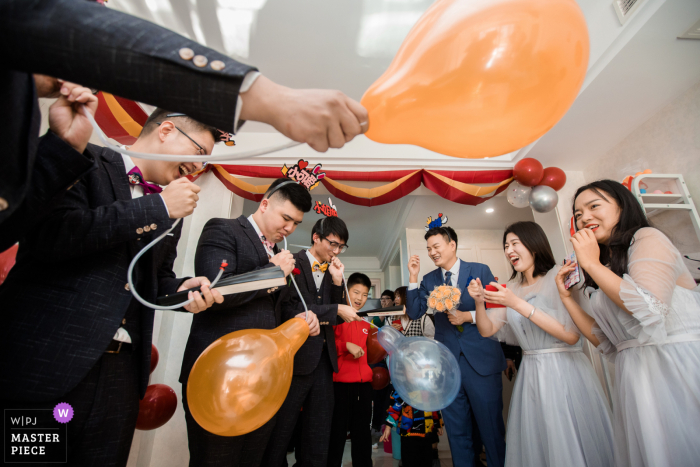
[0,145,185,401]
[407,260,506,376]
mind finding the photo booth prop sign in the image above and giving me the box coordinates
[425,213,448,231]
[313,198,338,217]
[281,159,325,191]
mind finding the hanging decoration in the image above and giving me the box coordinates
[313,198,338,217]
[94,92,149,145]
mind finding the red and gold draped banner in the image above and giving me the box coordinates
[94,92,148,145]
[190,165,513,207]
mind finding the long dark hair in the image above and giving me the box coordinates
[394,286,408,306]
[572,180,650,289]
[503,221,556,282]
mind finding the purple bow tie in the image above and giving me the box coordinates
[127,166,162,195]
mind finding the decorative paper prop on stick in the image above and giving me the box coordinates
[187,318,310,436]
[218,130,236,146]
[313,198,338,217]
[425,213,448,231]
[361,0,589,159]
[281,160,325,191]
[136,384,177,430]
[377,326,460,411]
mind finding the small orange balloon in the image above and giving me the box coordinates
[362,0,589,159]
[187,318,309,436]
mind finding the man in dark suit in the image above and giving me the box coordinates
[0,109,224,466]
[406,227,506,467]
[180,178,320,467]
[261,216,361,467]
[1,0,368,248]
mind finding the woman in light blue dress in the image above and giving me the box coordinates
[468,221,614,467]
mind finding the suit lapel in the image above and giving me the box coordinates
[298,251,316,295]
[102,148,133,202]
[458,260,472,292]
[238,216,269,265]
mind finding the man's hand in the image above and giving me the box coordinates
[337,304,361,322]
[48,82,98,154]
[160,178,201,219]
[328,256,344,286]
[296,310,320,336]
[447,310,471,326]
[346,342,364,359]
[239,76,368,153]
[408,255,420,283]
[504,359,517,381]
[437,427,444,437]
[270,250,295,276]
[178,277,224,313]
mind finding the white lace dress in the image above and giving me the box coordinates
[487,268,615,467]
[587,227,700,467]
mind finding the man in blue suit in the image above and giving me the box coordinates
[406,226,506,467]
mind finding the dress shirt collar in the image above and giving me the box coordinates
[441,258,461,279]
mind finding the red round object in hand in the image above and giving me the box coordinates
[136,384,177,430]
[150,344,159,374]
[366,326,388,364]
[513,158,544,187]
[0,244,18,286]
[371,367,390,390]
[539,167,567,191]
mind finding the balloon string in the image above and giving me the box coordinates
[81,105,302,162]
[127,218,225,310]
[280,236,308,320]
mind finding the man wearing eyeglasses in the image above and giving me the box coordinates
[261,216,360,467]
[0,108,225,466]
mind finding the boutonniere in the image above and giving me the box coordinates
[288,268,301,285]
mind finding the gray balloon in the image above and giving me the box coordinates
[529,185,558,213]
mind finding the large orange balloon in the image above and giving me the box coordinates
[362,0,589,159]
[187,319,309,436]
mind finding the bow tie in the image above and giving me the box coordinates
[127,166,162,195]
[312,261,328,272]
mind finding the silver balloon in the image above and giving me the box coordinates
[507,181,531,208]
[529,185,558,213]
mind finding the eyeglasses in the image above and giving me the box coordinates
[156,116,207,158]
[323,237,348,254]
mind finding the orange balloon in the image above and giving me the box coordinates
[361,0,589,159]
[187,318,309,436]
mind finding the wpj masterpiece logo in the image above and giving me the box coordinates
[4,403,72,463]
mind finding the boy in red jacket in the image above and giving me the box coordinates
[327,273,373,467]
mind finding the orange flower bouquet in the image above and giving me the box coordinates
[427,285,461,316]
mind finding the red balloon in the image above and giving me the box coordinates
[136,384,177,430]
[0,244,18,286]
[513,158,544,187]
[539,167,567,191]
[367,326,388,364]
[150,344,159,374]
[371,367,390,390]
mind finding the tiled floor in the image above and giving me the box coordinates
[286,431,454,466]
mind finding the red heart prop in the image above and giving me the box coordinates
[438,213,443,217]
[298,160,308,170]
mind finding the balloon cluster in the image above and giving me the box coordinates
[378,326,460,411]
[136,344,177,430]
[508,159,566,213]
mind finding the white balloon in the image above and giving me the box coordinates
[507,181,532,208]
[529,185,559,213]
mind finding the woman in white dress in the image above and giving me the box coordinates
[468,221,615,467]
[562,180,700,467]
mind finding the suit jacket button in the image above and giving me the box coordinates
[125,283,130,291]
[193,55,208,67]
[0,197,7,211]
[136,227,144,234]
[210,60,225,71]
[318,296,322,300]
[179,47,194,60]
[144,225,151,232]
[150,223,158,230]
[122,318,127,325]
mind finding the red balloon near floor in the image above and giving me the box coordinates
[367,326,388,364]
[136,384,177,430]
[539,167,567,191]
[513,158,544,187]
[371,367,390,390]
[150,344,159,374]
